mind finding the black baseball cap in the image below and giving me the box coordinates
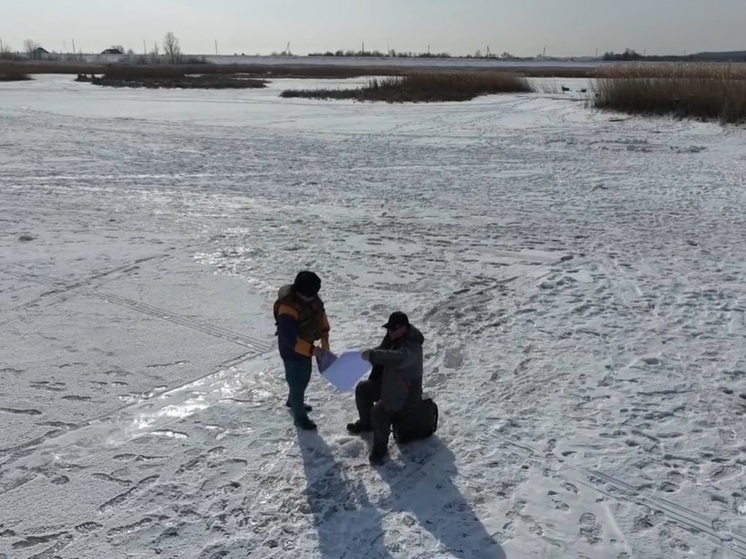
[293,271,321,297]
[382,311,409,329]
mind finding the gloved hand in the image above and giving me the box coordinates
[316,348,338,374]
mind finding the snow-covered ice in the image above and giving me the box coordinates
[1,75,746,558]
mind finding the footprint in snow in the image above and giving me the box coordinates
[547,491,570,511]
[75,522,103,534]
[579,512,603,545]
[562,481,579,494]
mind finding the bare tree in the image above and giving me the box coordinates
[23,39,40,59]
[163,32,180,63]
[0,39,14,60]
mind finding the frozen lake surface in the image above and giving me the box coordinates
[1,75,746,558]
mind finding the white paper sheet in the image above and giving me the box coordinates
[321,350,371,392]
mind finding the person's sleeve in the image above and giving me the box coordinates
[319,312,330,351]
[368,344,415,367]
[276,304,313,357]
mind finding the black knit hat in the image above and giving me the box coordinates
[293,271,321,297]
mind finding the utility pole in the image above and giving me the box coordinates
[215,39,218,55]
[72,39,76,58]
[143,40,147,55]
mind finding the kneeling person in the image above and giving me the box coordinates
[347,311,424,465]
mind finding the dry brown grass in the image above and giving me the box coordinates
[281,71,532,102]
[89,74,267,89]
[0,73,31,81]
[0,60,597,79]
[594,63,746,123]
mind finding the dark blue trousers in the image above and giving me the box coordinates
[283,357,312,424]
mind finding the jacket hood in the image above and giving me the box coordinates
[405,325,425,345]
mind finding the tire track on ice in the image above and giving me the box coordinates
[495,433,746,557]
[0,267,273,353]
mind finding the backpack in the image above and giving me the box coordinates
[392,397,439,444]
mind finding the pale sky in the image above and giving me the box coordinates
[2,0,744,57]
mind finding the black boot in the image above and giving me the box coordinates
[296,418,317,431]
[347,420,372,434]
[287,400,312,412]
[369,445,388,465]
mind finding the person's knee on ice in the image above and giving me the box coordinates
[273,271,332,431]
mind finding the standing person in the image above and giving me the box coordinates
[274,271,331,430]
[347,311,424,464]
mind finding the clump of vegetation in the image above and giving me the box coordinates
[89,72,267,89]
[281,71,532,102]
[593,63,746,124]
[0,73,31,81]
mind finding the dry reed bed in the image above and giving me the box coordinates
[594,63,746,123]
[0,60,596,79]
[281,72,532,102]
[0,73,31,81]
[85,74,267,89]
[4,60,746,123]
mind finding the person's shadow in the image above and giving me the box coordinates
[298,430,506,559]
[297,430,397,559]
[376,435,507,559]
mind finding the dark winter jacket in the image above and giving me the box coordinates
[274,284,330,361]
[368,325,424,413]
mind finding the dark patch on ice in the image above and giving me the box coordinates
[30,382,66,392]
[37,421,77,430]
[75,522,103,534]
[562,482,579,493]
[61,395,92,402]
[0,407,41,416]
[107,518,154,537]
[659,481,680,493]
[98,475,159,513]
[112,453,165,462]
[11,531,70,549]
[92,472,132,486]
[146,361,188,369]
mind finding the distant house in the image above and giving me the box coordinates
[97,46,127,64]
[32,47,50,60]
